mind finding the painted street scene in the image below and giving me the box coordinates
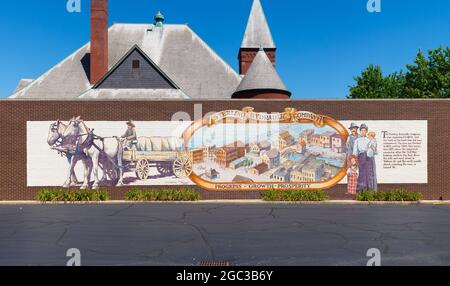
[189,123,347,183]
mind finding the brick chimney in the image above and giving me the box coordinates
[90,0,109,84]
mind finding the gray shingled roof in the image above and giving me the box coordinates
[10,24,241,100]
[241,0,275,49]
[13,79,34,93]
[235,50,289,93]
[79,89,188,99]
[261,148,280,159]
[92,45,182,90]
[273,167,291,177]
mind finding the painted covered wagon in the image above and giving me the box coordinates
[122,137,193,180]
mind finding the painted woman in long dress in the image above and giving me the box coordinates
[353,124,377,193]
[367,131,378,191]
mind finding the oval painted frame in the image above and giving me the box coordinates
[182,108,349,191]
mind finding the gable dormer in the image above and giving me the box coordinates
[93,45,179,90]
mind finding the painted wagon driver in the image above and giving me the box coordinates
[121,120,137,150]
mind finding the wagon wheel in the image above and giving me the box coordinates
[173,156,193,179]
[135,159,150,180]
[156,162,173,177]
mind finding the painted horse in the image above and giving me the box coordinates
[47,118,92,189]
[62,117,125,189]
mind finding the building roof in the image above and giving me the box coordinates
[234,50,289,95]
[261,148,280,159]
[321,131,336,137]
[93,45,181,90]
[241,0,275,49]
[226,141,246,148]
[292,155,313,171]
[283,160,295,169]
[301,129,315,135]
[252,163,268,172]
[79,89,188,99]
[79,45,189,99]
[232,175,254,183]
[303,160,325,172]
[230,157,251,166]
[13,79,34,94]
[258,140,271,149]
[217,147,236,155]
[251,140,271,149]
[10,24,241,100]
[273,167,291,177]
[279,131,295,143]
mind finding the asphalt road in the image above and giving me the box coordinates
[0,203,449,266]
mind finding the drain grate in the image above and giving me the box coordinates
[199,260,230,267]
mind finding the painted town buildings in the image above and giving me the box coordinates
[331,134,346,153]
[215,142,247,168]
[250,163,270,175]
[291,161,326,183]
[249,140,271,154]
[188,148,204,164]
[300,129,314,142]
[278,131,296,150]
[186,117,348,186]
[261,149,281,169]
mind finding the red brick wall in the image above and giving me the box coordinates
[238,48,276,75]
[0,99,449,201]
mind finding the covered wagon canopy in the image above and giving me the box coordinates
[136,136,185,152]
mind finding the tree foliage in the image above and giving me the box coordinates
[349,47,450,98]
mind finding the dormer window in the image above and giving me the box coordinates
[132,59,141,79]
[132,60,140,69]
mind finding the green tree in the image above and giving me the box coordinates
[348,65,404,98]
[348,47,450,98]
[403,47,450,98]
[348,65,384,98]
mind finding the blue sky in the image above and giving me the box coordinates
[0,0,449,99]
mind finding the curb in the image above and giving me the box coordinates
[0,200,448,205]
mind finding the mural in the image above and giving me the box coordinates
[27,107,428,192]
[43,119,192,189]
[183,107,349,190]
[345,123,378,194]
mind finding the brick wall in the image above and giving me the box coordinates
[0,99,449,201]
[239,48,276,75]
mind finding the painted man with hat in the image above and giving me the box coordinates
[353,123,377,192]
[346,123,360,161]
[121,120,137,150]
